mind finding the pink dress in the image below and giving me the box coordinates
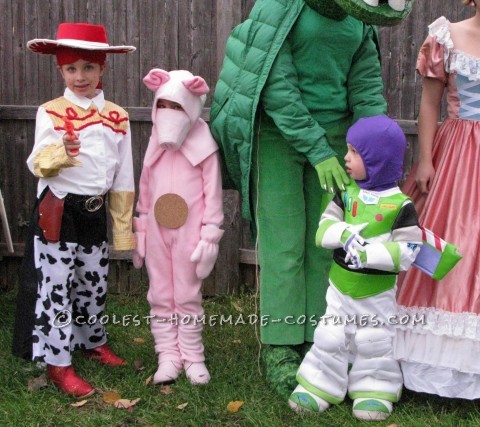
[395,17,480,399]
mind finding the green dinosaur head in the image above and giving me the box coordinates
[334,0,415,26]
[306,0,415,26]
[305,0,348,20]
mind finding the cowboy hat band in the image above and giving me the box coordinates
[55,47,106,66]
[27,22,136,54]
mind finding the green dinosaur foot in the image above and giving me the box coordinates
[261,345,301,400]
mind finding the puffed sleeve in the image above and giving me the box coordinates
[416,35,448,84]
[108,124,135,251]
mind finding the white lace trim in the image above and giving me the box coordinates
[401,362,480,399]
[395,324,480,375]
[396,305,480,340]
[428,16,454,50]
[428,16,480,81]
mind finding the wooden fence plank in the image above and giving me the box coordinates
[1,0,473,294]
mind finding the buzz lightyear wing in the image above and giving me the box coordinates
[412,227,462,280]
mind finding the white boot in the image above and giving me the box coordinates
[288,385,330,413]
[150,317,182,384]
[154,358,182,384]
[178,317,210,385]
[389,0,406,11]
[363,0,379,6]
[352,398,393,421]
[184,361,211,385]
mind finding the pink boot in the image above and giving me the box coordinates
[184,361,211,385]
[178,318,210,385]
[154,357,183,384]
[151,318,182,384]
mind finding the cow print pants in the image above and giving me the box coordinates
[32,237,109,366]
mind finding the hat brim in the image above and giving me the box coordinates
[27,38,136,54]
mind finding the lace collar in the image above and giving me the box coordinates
[429,16,480,81]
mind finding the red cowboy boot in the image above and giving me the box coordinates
[83,343,127,366]
[47,365,95,398]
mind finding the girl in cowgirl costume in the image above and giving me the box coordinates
[12,23,136,398]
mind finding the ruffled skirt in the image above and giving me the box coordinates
[395,118,480,398]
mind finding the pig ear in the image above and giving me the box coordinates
[143,69,170,91]
[183,76,209,96]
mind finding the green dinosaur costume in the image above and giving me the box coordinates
[210,0,413,399]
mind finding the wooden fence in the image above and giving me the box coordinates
[0,1,472,294]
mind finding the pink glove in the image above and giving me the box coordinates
[132,216,147,269]
[190,225,224,279]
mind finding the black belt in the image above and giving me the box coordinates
[64,193,105,212]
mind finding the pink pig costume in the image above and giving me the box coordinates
[133,69,224,385]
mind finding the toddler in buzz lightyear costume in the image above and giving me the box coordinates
[288,115,423,421]
[132,69,224,385]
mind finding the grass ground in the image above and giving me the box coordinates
[1,285,479,427]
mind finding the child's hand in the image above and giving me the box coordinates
[132,216,147,269]
[341,223,368,252]
[63,132,81,157]
[415,160,435,194]
[345,247,367,269]
[132,250,144,269]
[190,225,224,279]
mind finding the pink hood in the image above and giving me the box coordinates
[142,68,218,167]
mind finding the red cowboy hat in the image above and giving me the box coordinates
[27,23,136,54]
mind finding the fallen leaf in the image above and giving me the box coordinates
[133,338,145,344]
[160,385,173,395]
[133,360,145,371]
[27,373,48,391]
[145,375,153,385]
[70,400,89,407]
[387,425,398,427]
[232,340,241,344]
[119,299,126,305]
[232,301,244,313]
[227,401,244,413]
[103,391,122,404]
[177,402,188,410]
[114,398,141,409]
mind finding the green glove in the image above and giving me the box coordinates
[314,157,350,193]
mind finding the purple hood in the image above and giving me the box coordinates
[346,115,406,191]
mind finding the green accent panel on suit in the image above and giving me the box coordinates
[432,242,463,280]
[340,228,353,245]
[297,374,344,404]
[384,242,401,272]
[330,263,396,298]
[341,182,409,239]
[349,390,401,403]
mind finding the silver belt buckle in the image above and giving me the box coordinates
[84,196,103,212]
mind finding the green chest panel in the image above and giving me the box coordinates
[341,184,408,239]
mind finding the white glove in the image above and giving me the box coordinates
[132,216,147,269]
[190,225,224,279]
[342,223,368,252]
[345,247,367,270]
